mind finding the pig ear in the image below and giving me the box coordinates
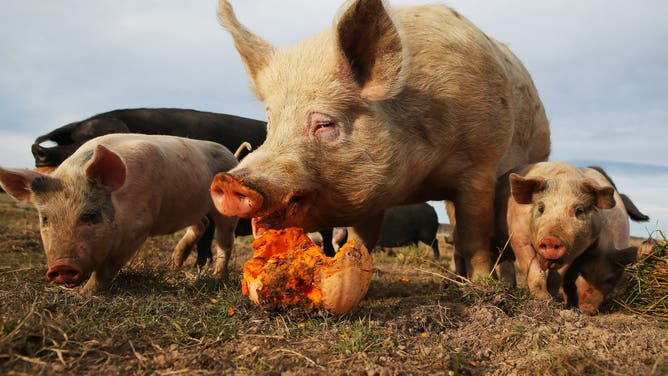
[509,173,546,205]
[0,167,45,203]
[581,179,616,209]
[615,246,638,266]
[217,0,276,98]
[85,145,126,191]
[336,0,408,100]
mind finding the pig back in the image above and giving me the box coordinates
[491,42,551,175]
[386,6,550,186]
[78,134,236,235]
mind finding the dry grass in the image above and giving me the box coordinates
[615,233,668,320]
[0,193,666,375]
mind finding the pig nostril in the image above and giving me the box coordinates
[63,269,78,278]
[47,264,82,282]
[210,174,264,217]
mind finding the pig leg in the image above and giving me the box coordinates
[78,239,146,295]
[451,183,495,280]
[79,275,100,296]
[564,262,604,313]
[211,214,238,281]
[79,261,123,296]
[430,239,441,259]
[171,216,210,269]
[346,213,385,251]
[526,261,550,299]
[562,263,580,308]
[496,260,516,288]
[547,267,567,301]
[445,200,457,228]
[514,252,550,299]
[573,275,605,314]
[320,228,336,257]
[510,232,551,298]
[195,219,215,267]
[446,201,466,273]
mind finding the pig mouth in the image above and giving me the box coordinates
[209,172,317,236]
[537,255,565,270]
[251,193,315,238]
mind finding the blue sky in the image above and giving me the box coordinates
[1,0,666,235]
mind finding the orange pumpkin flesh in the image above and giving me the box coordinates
[242,228,373,315]
[34,166,57,174]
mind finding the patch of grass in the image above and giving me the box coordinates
[390,244,437,265]
[414,259,535,317]
[615,232,668,320]
[328,317,389,355]
[0,193,666,375]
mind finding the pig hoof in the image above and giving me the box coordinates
[212,269,229,282]
[79,284,97,296]
[578,304,598,315]
[529,289,551,300]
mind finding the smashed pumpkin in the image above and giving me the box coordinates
[242,228,373,315]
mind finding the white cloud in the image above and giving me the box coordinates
[550,105,668,164]
[0,132,37,168]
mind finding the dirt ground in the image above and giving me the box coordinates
[0,193,666,375]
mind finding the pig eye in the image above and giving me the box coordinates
[41,215,49,226]
[308,112,339,141]
[80,211,102,224]
[536,202,545,215]
[574,206,586,218]
[314,121,335,134]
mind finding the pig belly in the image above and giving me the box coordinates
[106,136,230,237]
[151,201,213,236]
[146,172,217,236]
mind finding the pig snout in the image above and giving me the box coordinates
[210,173,264,218]
[46,263,85,287]
[536,236,566,269]
[537,236,566,259]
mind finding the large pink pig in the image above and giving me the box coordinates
[0,134,238,295]
[210,0,550,279]
[493,162,642,310]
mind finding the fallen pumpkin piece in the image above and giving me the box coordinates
[242,228,373,315]
[34,166,57,174]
